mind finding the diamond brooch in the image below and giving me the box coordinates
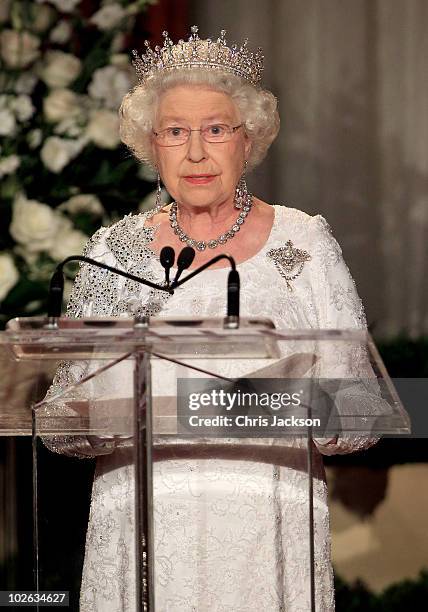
[267,241,311,291]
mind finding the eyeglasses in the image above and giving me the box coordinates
[153,123,243,146]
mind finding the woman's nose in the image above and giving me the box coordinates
[186,130,207,162]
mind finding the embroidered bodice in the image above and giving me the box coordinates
[67,204,366,325]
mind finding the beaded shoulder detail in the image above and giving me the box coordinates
[65,226,111,318]
[105,212,159,271]
[81,224,109,258]
[67,211,170,318]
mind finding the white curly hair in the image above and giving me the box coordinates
[119,69,280,171]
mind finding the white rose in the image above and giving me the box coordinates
[0,155,20,178]
[27,129,43,149]
[49,222,88,261]
[88,65,131,110]
[59,194,104,215]
[86,109,120,149]
[0,253,19,301]
[111,54,130,68]
[40,51,81,89]
[10,194,61,253]
[13,245,39,266]
[10,94,35,122]
[0,30,40,68]
[32,3,55,32]
[111,32,126,53]
[41,137,73,173]
[49,20,72,44]
[90,4,126,31]
[43,88,80,123]
[40,136,86,173]
[54,117,83,137]
[0,109,16,136]
[35,0,81,13]
[14,72,38,95]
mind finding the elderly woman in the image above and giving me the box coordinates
[46,27,379,612]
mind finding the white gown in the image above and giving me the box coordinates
[44,204,380,611]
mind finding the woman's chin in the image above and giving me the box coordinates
[176,190,223,209]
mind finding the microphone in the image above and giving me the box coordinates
[170,246,195,287]
[48,267,65,319]
[159,246,175,287]
[47,255,173,322]
[227,269,240,318]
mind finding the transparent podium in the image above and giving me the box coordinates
[2,316,410,611]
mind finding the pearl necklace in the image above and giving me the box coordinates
[168,194,253,251]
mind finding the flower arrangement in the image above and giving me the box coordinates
[0,0,160,325]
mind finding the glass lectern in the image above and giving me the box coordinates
[1,316,410,611]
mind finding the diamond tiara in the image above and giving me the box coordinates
[132,25,264,87]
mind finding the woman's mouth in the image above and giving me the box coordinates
[183,175,216,185]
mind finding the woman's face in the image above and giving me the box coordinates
[152,85,251,210]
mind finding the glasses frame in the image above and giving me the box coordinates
[152,123,243,147]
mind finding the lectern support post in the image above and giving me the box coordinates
[134,350,155,611]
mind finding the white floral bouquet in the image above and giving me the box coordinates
[0,0,159,324]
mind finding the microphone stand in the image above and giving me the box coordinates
[48,251,239,326]
[47,255,174,326]
[170,253,236,287]
[171,253,240,329]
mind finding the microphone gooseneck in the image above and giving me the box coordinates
[171,246,196,287]
[171,253,236,288]
[47,255,174,319]
[170,252,240,328]
[160,246,175,287]
[47,250,241,328]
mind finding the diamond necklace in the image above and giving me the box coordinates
[168,193,253,251]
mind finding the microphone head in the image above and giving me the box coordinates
[227,269,240,287]
[160,246,175,269]
[48,267,65,318]
[227,268,240,318]
[177,246,195,269]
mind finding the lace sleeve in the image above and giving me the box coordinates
[39,226,118,459]
[308,214,382,456]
